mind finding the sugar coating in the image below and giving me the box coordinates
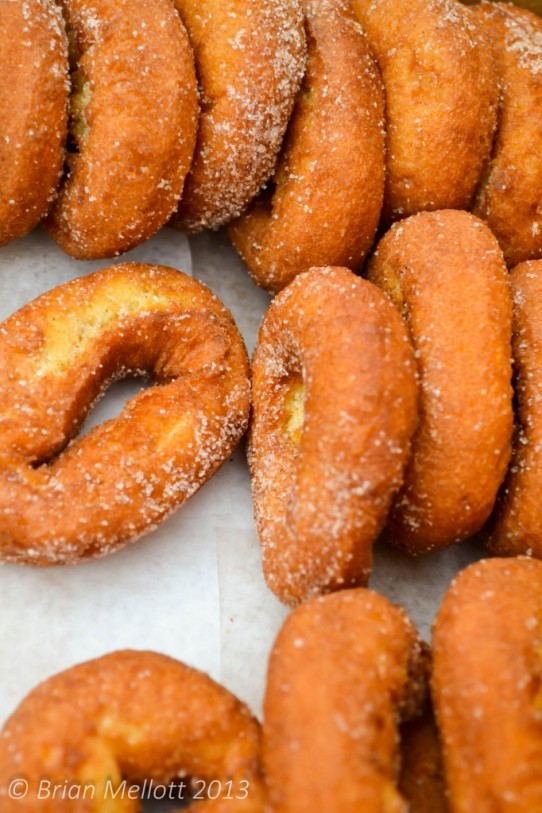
[248,266,418,606]
[351,0,499,222]
[0,0,69,245]
[45,0,199,259]
[472,2,542,266]
[172,0,306,232]
[0,651,264,807]
[0,263,249,565]
[368,209,513,554]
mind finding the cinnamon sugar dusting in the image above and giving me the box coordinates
[0,264,249,565]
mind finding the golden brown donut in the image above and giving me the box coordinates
[0,0,68,246]
[0,650,265,812]
[0,263,249,566]
[486,261,542,557]
[350,0,499,224]
[263,589,428,813]
[432,557,542,813]
[472,2,542,267]
[170,0,306,233]
[229,0,385,294]
[45,0,198,260]
[248,266,417,606]
[368,210,513,554]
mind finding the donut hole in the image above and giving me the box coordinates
[67,70,91,156]
[283,373,305,449]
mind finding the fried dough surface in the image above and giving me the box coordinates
[249,266,417,605]
[351,0,499,223]
[472,2,542,266]
[0,0,68,246]
[368,210,513,553]
[46,0,198,259]
[230,0,385,292]
[0,263,249,565]
[264,589,427,813]
[171,0,306,233]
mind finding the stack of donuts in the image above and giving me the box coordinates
[2,0,542,810]
[2,0,542,273]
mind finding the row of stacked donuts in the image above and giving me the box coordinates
[1,207,541,609]
[1,557,541,812]
[2,0,541,287]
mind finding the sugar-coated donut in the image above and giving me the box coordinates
[45,0,198,260]
[0,650,265,812]
[0,0,68,247]
[368,210,513,553]
[350,0,499,223]
[263,589,428,813]
[487,260,542,557]
[432,557,542,813]
[249,266,417,606]
[171,0,306,233]
[0,263,249,565]
[229,0,385,293]
[472,2,542,267]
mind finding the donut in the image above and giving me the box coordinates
[0,650,265,811]
[367,209,513,554]
[472,2,542,267]
[486,260,542,557]
[399,713,447,813]
[0,263,249,565]
[0,0,68,247]
[432,557,542,812]
[170,0,306,233]
[248,266,417,606]
[45,0,198,260]
[350,0,499,224]
[263,589,428,813]
[229,0,385,294]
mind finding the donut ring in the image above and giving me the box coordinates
[472,2,542,267]
[350,0,499,223]
[170,0,306,233]
[263,589,428,813]
[0,650,265,812]
[229,0,385,294]
[368,210,513,553]
[45,0,198,260]
[0,0,68,247]
[432,557,542,812]
[248,267,417,606]
[486,260,542,557]
[0,263,249,566]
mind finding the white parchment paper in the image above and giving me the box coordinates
[0,227,484,731]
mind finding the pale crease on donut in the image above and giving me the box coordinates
[248,266,418,606]
[350,0,499,223]
[264,589,428,813]
[0,650,265,812]
[486,260,542,558]
[0,263,249,566]
[229,0,385,293]
[368,210,513,554]
[0,0,68,247]
[170,0,306,233]
[472,2,542,267]
[45,0,198,260]
[432,557,542,813]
